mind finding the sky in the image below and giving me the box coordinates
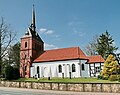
[0,0,120,52]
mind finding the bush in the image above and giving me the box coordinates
[13,68,20,80]
[102,75,109,80]
[97,75,102,79]
[5,65,20,80]
[118,77,120,82]
[109,75,118,81]
[5,65,13,80]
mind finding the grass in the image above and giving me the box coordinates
[15,77,120,83]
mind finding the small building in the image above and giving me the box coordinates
[20,6,105,78]
[87,55,104,77]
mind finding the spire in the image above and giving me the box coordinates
[31,4,36,32]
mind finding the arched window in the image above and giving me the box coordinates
[37,66,39,74]
[25,42,27,48]
[82,64,85,70]
[72,64,76,72]
[25,66,27,71]
[58,65,62,73]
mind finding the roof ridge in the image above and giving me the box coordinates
[87,55,105,63]
[33,46,89,63]
[45,46,79,51]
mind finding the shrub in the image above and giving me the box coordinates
[109,75,118,81]
[118,76,120,82]
[12,68,20,80]
[102,75,109,80]
[97,75,102,79]
[5,65,20,80]
[5,65,13,80]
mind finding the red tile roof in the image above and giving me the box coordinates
[33,47,105,63]
[87,55,105,63]
[33,47,87,62]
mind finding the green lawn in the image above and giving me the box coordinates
[15,77,120,83]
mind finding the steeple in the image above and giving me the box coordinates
[20,5,44,78]
[31,4,36,32]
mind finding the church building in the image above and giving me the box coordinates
[20,6,105,78]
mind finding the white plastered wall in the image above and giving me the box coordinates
[30,59,88,78]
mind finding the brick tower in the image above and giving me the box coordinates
[20,5,44,78]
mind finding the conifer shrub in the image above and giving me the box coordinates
[100,54,120,81]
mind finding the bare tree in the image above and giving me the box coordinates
[0,17,16,75]
[83,35,98,56]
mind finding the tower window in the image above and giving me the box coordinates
[58,65,62,73]
[25,42,27,48]
[72,64,76,72]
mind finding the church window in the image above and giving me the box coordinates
[25,42,27,48]
[37,66,39,74]
[82,64,85,70]
[25,66,27,71]
[58,65,62,73]
[72,64,76,72]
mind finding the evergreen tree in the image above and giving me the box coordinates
[97,31,118,59]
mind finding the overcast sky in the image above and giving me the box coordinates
[0,0,120,52]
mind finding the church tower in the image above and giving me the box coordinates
[20,5,44,78]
